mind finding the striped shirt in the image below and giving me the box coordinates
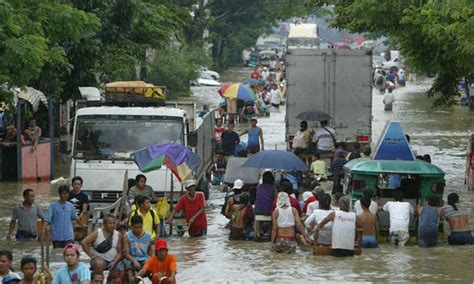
[441,204,468,220]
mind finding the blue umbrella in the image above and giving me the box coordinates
[241,150,308,171]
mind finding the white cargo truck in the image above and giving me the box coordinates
[71,83,214,210]
[285,49,373,150]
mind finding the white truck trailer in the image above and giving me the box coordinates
[285,49,373,150]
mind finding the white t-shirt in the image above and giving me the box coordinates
[270,89,281,105]
[354,200,379,216]
[312,127,336,151]
[332,210,356,250]
[306,200,319,216]
[304,209,333,229]
[292,130,310,148]
[383,201,414,232]
[261,70,270,81]
[383,92,395,104]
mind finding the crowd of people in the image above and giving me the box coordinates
[1,174,201,283]
[220,169,474,258]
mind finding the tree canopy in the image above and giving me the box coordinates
[311,0,474,106]
[0,0,308,101]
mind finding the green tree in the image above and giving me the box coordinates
[311,0,474,107]
[148,44,211,97]
[0,0,101,100]
[190,0,310,68]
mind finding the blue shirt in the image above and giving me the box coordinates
[127,231,151,262]
[52,262,91,284]
[331,158,347,176]
[418,206,439,239]
[45,201,77,241]
[388,174,401,189]
[247,127,261,146]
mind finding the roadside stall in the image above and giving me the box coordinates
[0,87,54,181]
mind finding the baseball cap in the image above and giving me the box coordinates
[155,240,168,250]
[233,179,244,189]
[64,243,81,255]
[184,179,196,189]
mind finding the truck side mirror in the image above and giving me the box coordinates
[188,131,198,147]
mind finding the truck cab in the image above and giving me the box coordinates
[72,83,214,210]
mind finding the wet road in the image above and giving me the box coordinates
[1,71,474,281]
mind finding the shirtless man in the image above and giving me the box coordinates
[22,119,42,150]
[229,193,254,240]
[271,192,307,253]
[439,193,473,245]
[356,196,379,248]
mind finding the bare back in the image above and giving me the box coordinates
[356,211,378,236]
[440,205,471,232]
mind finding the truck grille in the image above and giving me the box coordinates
[90,192,121,202]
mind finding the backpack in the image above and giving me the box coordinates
[130,209,158,231]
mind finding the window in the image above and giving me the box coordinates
[74,118,183,160]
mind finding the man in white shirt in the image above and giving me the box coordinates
[354,188,379,216]
[383,88,395,111]
[261,67,270,81]
[270,84,281,109]
[317,196,357,257]
[312,120,336,153]
[382,191,414,247]
[292,121,312,156]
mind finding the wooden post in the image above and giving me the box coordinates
[169,172,174,236]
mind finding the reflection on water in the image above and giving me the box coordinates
[1,76,474,281]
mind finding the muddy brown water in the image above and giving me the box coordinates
[1,72,474,281]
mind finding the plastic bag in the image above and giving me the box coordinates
[156,197,170,219]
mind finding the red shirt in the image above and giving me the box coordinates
[303,196,317,214]
[271,196,302,216]
[175,192,207,236]
[214,126,225,143]
[251,71,260,79]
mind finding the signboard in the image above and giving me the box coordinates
[373,121,415,161]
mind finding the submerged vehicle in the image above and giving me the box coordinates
[343,121,446,241]
[257,49,276,67]
[223,157,260,203]
[73,81,215,211]
[196,72,221,86]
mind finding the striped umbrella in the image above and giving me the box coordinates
[132,143,201,183]
[221,83,256,102]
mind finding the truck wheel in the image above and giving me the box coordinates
[198,177,210,200]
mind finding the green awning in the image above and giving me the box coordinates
[344,158,445,177]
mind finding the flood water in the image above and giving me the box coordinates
[1,70,474,282]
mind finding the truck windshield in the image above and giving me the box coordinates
[74,119,183,160]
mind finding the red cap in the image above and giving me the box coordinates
[64,243,81,254]
[155,239,168,250]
